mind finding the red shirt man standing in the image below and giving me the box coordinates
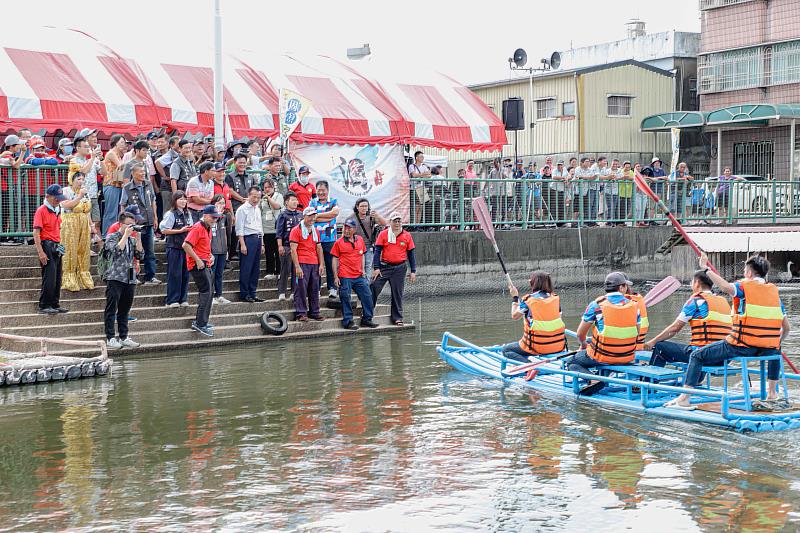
[288,166,316,209]
[183,205,221,336]
[33,184,67,314]
[289,206,325,321]
[331,218,378,330]
[371,211,417,326]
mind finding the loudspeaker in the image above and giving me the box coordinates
[502,98,524,131]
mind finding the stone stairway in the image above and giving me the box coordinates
[0,242,413,356]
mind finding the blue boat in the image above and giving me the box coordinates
[437,332,800,433]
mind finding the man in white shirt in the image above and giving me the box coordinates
[574,158,598,226]
[186,162,215,221]
[235,187,265,302]
[550,159,568,225]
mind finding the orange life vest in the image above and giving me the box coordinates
[587,296,639,364]
[629,293,649,351]
[688,292,733,347]
[726,280,785,349]
[518,293,567,355]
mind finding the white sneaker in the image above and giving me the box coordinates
[329,288,338,298]
[120,337,140,348]
[180,302,189,307]
[277,293,286,301]
[167,302,180,308]
[213,297,222,305]
[143,278,162,286]
[264,274,277,280]
[218,296,231,304]
[106,338,122,350]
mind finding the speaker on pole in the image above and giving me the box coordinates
[502,98,524,131]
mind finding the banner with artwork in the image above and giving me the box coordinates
[291,143,409,222]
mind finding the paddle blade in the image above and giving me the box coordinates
[633,174,659,202]
[471,196,495,242]
[643,276,682,307]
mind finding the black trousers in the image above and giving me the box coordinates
[39,240,62,310]
[104,279,136,340]
[371,262,407,323]
[190,266,213,327]
[263,233,279,276]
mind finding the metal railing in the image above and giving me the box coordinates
[1,165,69,238]
[699,0,755,10]
[409,177,800,229]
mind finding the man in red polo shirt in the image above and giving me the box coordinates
[289,206,325,321]
[33,184,67,314]
[288,166,316,209]
[331,218,378,330]
[371,211,417,326]
[183,205,221,337]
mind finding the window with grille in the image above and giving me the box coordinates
[733,141,774,177]
[562,101,575,117]
[698,47,765,93]
[535,98,556,120]
[688,77,698,109]
[772,41,800,85]
[607,95,632,116]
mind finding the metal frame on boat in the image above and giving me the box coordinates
[437,332,800,433]
[0,333,111,386]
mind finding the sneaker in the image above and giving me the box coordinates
[120,337,141,348]
[329,289,338,298]
[128,316,137,322]
[296,315,309,322]
[360,319,379,328]
[106,338,122,350]
[191,322,214,337]
[180,302,189,307]
[167,302,180,308]
[54,307,69,314]
[206,322,215,329]
[343,322,359,331]
[213,297,222,305]
[143,278,162,286]
[252,297,265,303]
[218,296,231,304]
[277,293,287,301]
[264,274,277,280]
[38,307,58,315]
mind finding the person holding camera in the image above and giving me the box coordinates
[120,162,160,285]
[103,212,144,349]
[33,185,68,315]
[183,205,222,337]
[352,198,386,281]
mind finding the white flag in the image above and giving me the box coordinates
[279,88,312,140]
[669,127,680,177]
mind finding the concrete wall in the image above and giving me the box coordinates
[408,226,674,295]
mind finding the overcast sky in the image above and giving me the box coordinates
[36,0,700,85]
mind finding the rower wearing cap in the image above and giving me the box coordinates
[183,205,223,337]
[331,218,378,330]
[371,212,416,326]
[567,271,640,395]
[645,270,732,373]
[289,206,326,322]
[288,165,317,209]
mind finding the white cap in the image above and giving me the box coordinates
[302,206,317,216]
[388,211,401,221]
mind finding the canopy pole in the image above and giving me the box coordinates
[652,132,656,158]
[791,119,796,181]
[213,0,224,146]
[716,129,722,178]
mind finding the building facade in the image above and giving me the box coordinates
[699,0,800,179]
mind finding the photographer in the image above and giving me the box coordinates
[120,162,159,285]
[103,212,144,349]
[33,185,68,315]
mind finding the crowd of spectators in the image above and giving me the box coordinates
[408,152,754,229]
[20,130,417,348]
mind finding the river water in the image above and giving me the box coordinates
[2,290,800,532]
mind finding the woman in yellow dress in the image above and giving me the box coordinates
[61,171,95,292]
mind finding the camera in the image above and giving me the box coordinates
[132,225,144,232]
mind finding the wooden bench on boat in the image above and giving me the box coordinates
[0,333,111,386]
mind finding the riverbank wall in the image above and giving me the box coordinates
[408,226,674,296]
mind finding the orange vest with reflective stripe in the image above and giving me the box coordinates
[688,292,732,347]
[587,296,639,364]
[629,293,649,351]
[518,294,567,355]
[726,280,784,349]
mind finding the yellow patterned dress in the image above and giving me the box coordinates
[60,188,95,292]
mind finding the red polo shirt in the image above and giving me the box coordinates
[184,221,212,270]
[288,181,316,209]
[289,224,320,264]
[214,181,233,212]
[375,228,414,264]
[331,235,366,278]
[33,204,61,242]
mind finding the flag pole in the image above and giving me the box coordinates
[213,0,224,145]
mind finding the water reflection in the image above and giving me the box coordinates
[0,294,798,531]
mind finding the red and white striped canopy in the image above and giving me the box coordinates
[0,27,505,151]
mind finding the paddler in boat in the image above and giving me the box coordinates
[643,270,732,376]
[665,254,791,410]
[568,271,640,396]
[505,271,567,363]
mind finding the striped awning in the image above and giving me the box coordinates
[0,27,506,151]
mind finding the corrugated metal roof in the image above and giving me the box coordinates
[688,230,800,252]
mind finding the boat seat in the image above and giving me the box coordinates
[725,354,789,413]
[601,364,684,381]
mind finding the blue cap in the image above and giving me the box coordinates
[123,204,145,223]
[212,162,225,171]
[298,165,310,174]
[45,184,66,201]
[201,205,222,218]
[343,217,357,227]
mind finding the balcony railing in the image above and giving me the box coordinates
[699,0,755,10]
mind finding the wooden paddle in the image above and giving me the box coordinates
[502,276,682,378]
[472,196,512,285]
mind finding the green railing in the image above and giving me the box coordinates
[409,177,800,229]
[1,165,70,238]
